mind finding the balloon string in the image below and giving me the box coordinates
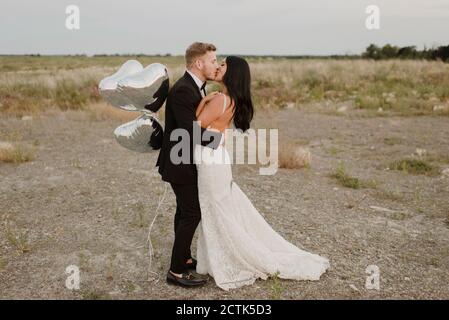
[146,182,168,282]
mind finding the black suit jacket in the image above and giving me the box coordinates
[155,71,222,184]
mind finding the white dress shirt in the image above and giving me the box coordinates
[186,69,206,97]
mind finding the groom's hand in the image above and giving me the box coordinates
[193,121,223,150]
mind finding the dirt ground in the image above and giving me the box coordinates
[1,108,448,299]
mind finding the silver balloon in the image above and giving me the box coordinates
[117,63,169,113]
[99,60,168,153]
[99,60,144,111]
[114,113,164,153]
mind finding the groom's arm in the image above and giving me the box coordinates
[171,86,222,150]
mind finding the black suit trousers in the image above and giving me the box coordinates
[169,182,201,273]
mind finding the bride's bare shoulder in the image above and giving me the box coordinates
[207,93,226,109]
[196,93,226,120]
[211,92,225,102]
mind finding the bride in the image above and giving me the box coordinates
[193,56,330,291]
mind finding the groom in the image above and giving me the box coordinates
[156,42,222,287]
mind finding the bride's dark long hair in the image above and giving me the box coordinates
[222,56,254,132]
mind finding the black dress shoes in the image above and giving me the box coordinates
[166,270,207,288]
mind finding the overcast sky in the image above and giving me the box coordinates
[1,0,448,55]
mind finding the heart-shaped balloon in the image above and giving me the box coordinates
[99,60,168,153]
[99,60,144,111]
[117,63,169,113]
[113,113,164,153]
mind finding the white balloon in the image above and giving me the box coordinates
[113,113,164,153]
[98,60,168,153]
[99,60,144,111]
[99,60,143,90]
[117,63,169,113]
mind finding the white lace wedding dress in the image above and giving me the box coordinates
[194,96,330,291]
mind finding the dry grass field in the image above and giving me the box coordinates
[1,56,448,299]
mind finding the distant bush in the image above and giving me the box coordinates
[363,44,449,62]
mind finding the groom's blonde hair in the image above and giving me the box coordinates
[185,42,216,68]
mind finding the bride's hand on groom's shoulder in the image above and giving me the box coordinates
[202,91,221,103]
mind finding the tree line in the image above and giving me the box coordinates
[4,44,449,62]
[362,44,449,62]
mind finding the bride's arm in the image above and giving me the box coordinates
[195,94,225,128]
[196,92,220,118]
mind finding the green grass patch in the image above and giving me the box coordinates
[5,225,31,254]
[388,158,436,175]
[267,271,283,300]
[331,163,377,189]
